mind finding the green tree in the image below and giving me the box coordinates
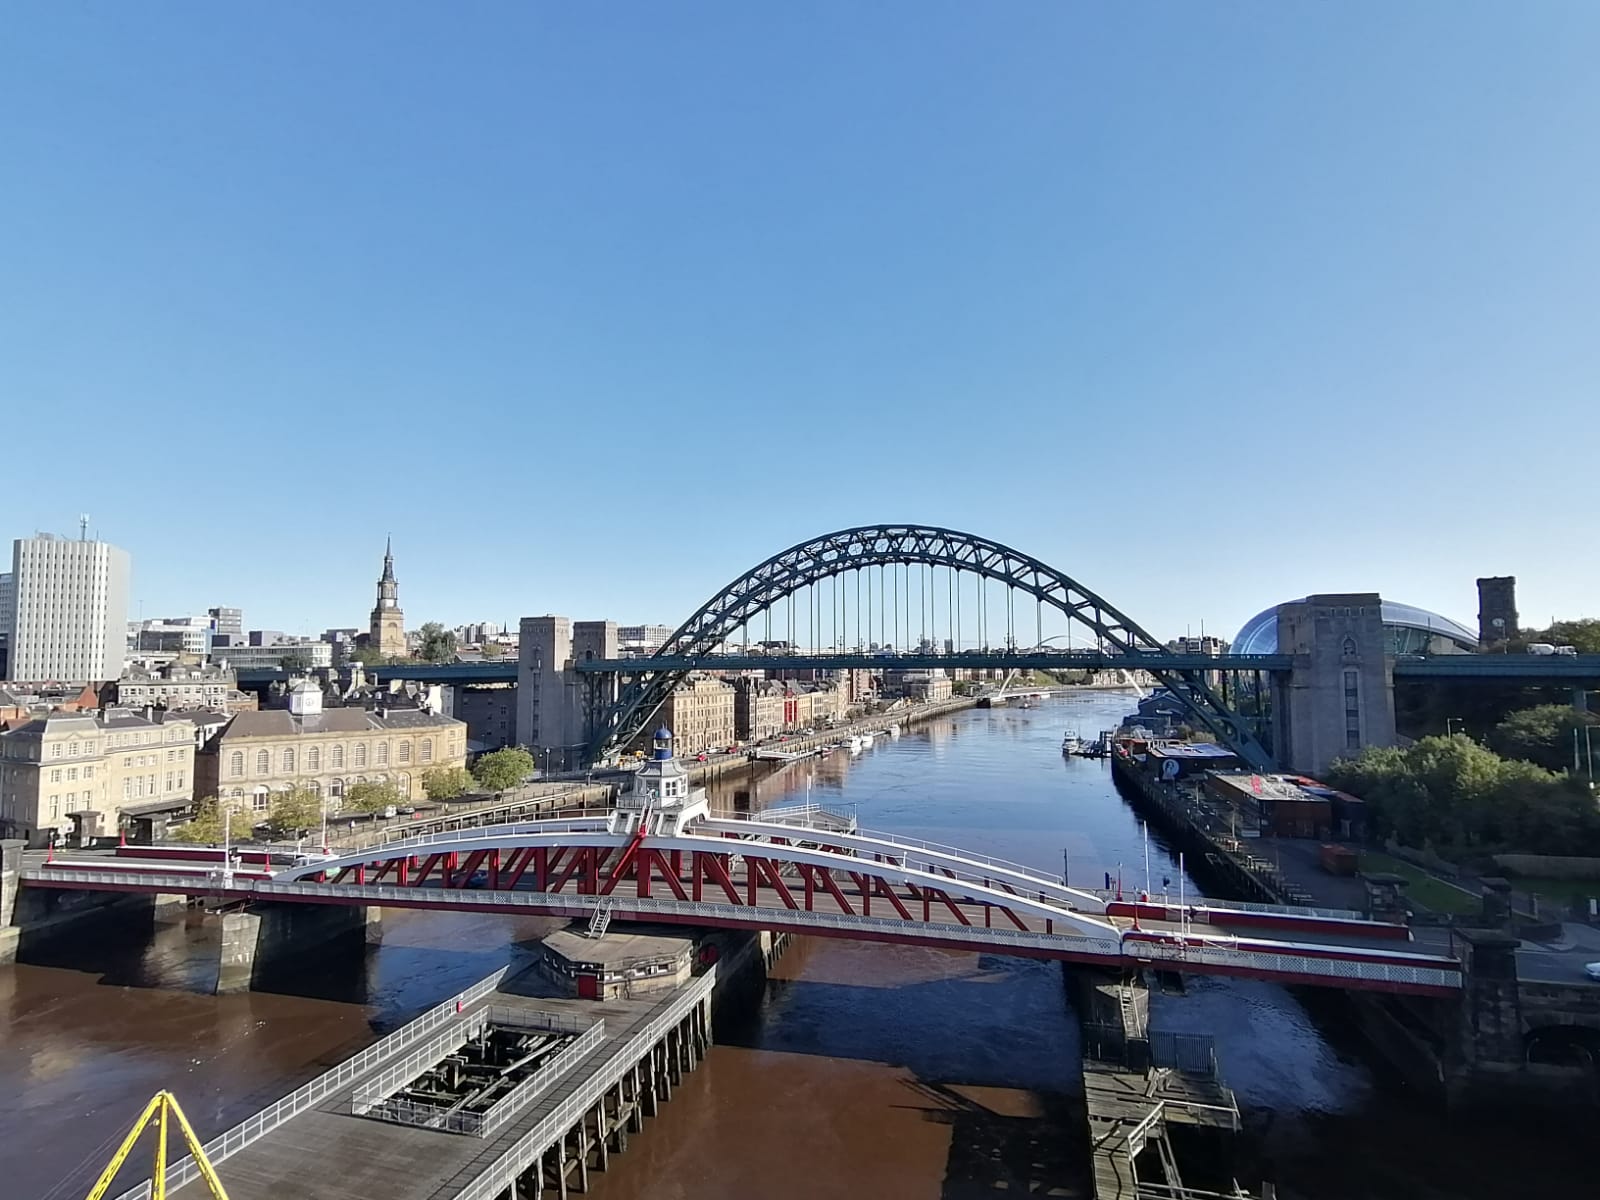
[262,786,324,839]
[173,796,245,844]
[473,746,535,793]
[344,780,403,814]
[279,649,315,672]
[480,641,506,659]
[1327,735,1600,857]
[1489,705,1600,773]
[422,765,474,801]
[418,622,458,663]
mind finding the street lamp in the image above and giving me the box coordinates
[1446,717,1466,738]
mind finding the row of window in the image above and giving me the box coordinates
[228,774,412,811]
[49,766,96,782]
[227,738,447,778]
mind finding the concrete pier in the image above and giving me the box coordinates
[2,841,166,963]
[214,902,379,995]
[147,931,785,1200]
[1070,968,1241,1199]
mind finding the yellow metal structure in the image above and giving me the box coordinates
[83,1090,230,1200]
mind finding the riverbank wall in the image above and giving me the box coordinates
[1110,752,1600,1110]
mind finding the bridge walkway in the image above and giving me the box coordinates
[163,975,706,1200]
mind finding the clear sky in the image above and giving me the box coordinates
[3,3,1596,642]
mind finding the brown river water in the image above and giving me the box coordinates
[3,698,1588,1200]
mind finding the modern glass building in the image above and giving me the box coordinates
[1232,599,1477,656]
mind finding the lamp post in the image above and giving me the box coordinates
[1446,717,1465,738]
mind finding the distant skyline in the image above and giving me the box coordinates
[5,5,1597,640]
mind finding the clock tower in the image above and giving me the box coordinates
[369,537,407,657]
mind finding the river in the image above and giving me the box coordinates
[3,695,1585,1199]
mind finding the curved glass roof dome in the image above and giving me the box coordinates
[1232,600,1477,656]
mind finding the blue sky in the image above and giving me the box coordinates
[3,3,1596,642]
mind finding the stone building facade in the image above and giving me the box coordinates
[734,679,787,742]
[0,710,196,846]
[660,675,736,754]
[195,682,466,813]
[113,663,257,713]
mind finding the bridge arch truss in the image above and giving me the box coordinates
[585,524,1273,766]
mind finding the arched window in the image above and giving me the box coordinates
[330,778,345,799]
[420,739,433,764]
[1342,636,1358,657]
[331,744,345,769]
[252,786,269,812]
[229,751,244,778]
[255,749,270,775]
[399,741,412,764]
[307,745,321,771]
[306,779,321,796]
[282,748,295,773]
[377,741,390,766]
[354,742,367,767]
[398,773,410,797]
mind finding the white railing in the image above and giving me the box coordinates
[355,1017,605,1139]
[454,970,717,1200]
[351,1011,490,1113]
[478,1020,606,1138]
[112,967,508,1200]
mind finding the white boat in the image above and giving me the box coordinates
[861,732,876,748]
[888,723,902,738]
[1061,729,1082,755]
[847,735,864,755]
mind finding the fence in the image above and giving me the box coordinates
[1081,1023,1219,1078]
[453,970,718,1200]
[353,1008,605,1139]
[112,967,509,1200]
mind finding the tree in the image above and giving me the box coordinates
[262,786,324,840]
[1506,618,1600,655]
[480,641,506,659]
[1489,705,1600,773]
[418,622,458,663]
[473,746,535,793]
[1326,735,1600,857]
[344,780,402,814]
[422,765,474,801]
[173,796,245,844]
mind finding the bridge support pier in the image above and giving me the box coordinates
[2,846,165,964]
[0,839,20,965]
[215,901,376,995]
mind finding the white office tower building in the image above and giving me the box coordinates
[6,535,132,681]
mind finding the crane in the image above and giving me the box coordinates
[83,1091,230,1200]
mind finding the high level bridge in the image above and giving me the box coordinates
[26,807,1462,997]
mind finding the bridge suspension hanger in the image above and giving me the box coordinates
[83,1090,231,1200]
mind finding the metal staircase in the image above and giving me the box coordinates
[586,897,615,940]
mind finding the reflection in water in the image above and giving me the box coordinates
[4,696,1587,1200]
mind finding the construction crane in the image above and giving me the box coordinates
[83,1091,230,1200]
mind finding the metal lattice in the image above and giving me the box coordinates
[584,524,1273,766]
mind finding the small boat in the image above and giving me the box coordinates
[1061,730,1082,755]
[847,735,864,755]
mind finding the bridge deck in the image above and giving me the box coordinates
[169,979,692,1200]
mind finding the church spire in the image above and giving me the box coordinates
[370,536,405,655]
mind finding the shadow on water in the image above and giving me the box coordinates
[901,1080,1091,1200]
